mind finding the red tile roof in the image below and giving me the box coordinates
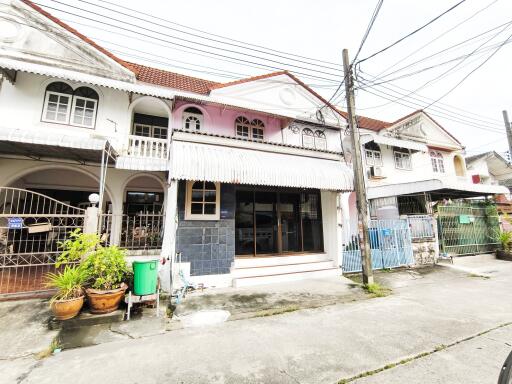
[20,0,137,74]
[127,62,220,95]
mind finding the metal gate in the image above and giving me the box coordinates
[342,219,414,273]
[0,188,86,295]
[437,201,500,256]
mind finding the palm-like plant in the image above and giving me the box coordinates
[496,230,512,252]
[46,265,86,302]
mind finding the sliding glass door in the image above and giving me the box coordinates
[235,188,323,256]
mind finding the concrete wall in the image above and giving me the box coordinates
[175,182,235,276]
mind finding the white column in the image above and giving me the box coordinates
[83,206,99,234]
[336,192,344,268]
[159,179,178,292]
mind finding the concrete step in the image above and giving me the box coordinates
[233,267,340,288]
[233,254,330,269]
[232,260,336,278]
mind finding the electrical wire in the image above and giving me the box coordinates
[352,0,384,64]
[356,0,467,65]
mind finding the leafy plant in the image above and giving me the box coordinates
[56,229,101,267]
[45,265,86,301]
[81,246,129,290]
[495,230,512,252]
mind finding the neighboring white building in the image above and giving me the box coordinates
[466,151,512,192]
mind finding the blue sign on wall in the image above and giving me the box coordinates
[8,217,23,229]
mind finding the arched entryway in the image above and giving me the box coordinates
[119,174,166,249]
[453,155,466,177]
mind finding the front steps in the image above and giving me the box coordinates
[232,254,339,287]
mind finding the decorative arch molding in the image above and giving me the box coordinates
[120,172,167,193]
[128,95,172,118]
[173,103,213,129]
[2,163,117,209]
[38,77,105,102]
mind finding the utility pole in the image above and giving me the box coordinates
[342,49,374,285]
[502,110,512,162]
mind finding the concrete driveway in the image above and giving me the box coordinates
[4,256,512,384]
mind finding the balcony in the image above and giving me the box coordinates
[126,135,168,159]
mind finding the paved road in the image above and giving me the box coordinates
[5,257,512,384]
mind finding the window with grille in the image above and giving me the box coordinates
[42,82,98,128]
[185,181,220,220]
[235,116,251,138]
[302,128,315,148]
[314,130,327,150]
[183,106,203,131]
[430,151,445,173]
[364,142,382,166]
[251,119,265,141]
[394,149,412,170]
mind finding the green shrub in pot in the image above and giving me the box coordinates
[45,265,87,320]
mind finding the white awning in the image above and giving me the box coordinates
[368,178,509,200]
[361,134,428,152]
[170,141,353,191]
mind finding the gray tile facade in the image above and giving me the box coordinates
[176,182,235,276]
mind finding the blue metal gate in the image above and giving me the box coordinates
[342,219,414,273]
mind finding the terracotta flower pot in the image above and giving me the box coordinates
[51,296,85,320]
[85,283,128,314]
[497,250,512,261]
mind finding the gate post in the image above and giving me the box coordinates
[84,206,99,234]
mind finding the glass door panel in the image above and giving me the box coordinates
[235,190,254,255]
[254,191,278,254]
[279,193,301,252]
[301,192,323,252]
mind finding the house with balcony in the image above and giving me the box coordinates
[0,0,362,295]
[341,110,509,265]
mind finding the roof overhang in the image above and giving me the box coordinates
[0,127,117,164]
[170,140,353,191]
[367,179,509,200]
[360,134,428,152]
[0,58,343,127]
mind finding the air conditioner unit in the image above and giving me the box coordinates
[369,166,385,178]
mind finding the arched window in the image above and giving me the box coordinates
[183,106,203,131]
[71,87,99,127]
[251,119,265,141]
[42,82,99,128]
[185,180,220,220]
[302,128,315,148]
[235,116,251,138]
[430,151,445,173]
[314,130,327,150]
[453,155,466,177]
[364,141,382,166]
[394,147,412,170]
[42,82,73,123]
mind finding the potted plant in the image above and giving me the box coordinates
[496,230,512,261]
[46,265,86,320]
[82,246,130,314]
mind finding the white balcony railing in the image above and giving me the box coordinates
[126,135,168,159]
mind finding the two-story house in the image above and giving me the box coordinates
[341,110,508,266]
[0,0,363,295]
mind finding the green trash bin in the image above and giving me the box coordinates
[132,260,158,296]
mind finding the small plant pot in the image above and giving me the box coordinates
[51,296,85,320]
[85,283,128,314]
[497,250,512,261]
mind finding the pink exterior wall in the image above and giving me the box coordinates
[173,100,284,143]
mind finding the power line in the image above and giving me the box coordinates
[356,22,512,112]
[35,1,345,83]
[79,0,343,68]
[356,0,467,65]
[374,0,498,79]
[352,0,384,64]
[423,29,512,110]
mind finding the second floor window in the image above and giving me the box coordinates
[42,82,98,128]
[183,106,203,131]
[302,128,328,150]
[394,149,412,170]
[251,119,265,141]
[314,130,327,150]
[364,142,382,166]
[235,117,265,140]
[430,151,445,173]
[132,113,168,139]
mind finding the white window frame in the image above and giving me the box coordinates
[42,91,72,124]
[302,128,315,148]
[430,151,445,173]
[70,96,97,128]
[132,123,168,139]
[314,130,327,150]
[365,149,383,166]
[183,112,203,131]
[394,150,412,170]
[185,180,221,220]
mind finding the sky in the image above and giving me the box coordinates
[34,0,512,155]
